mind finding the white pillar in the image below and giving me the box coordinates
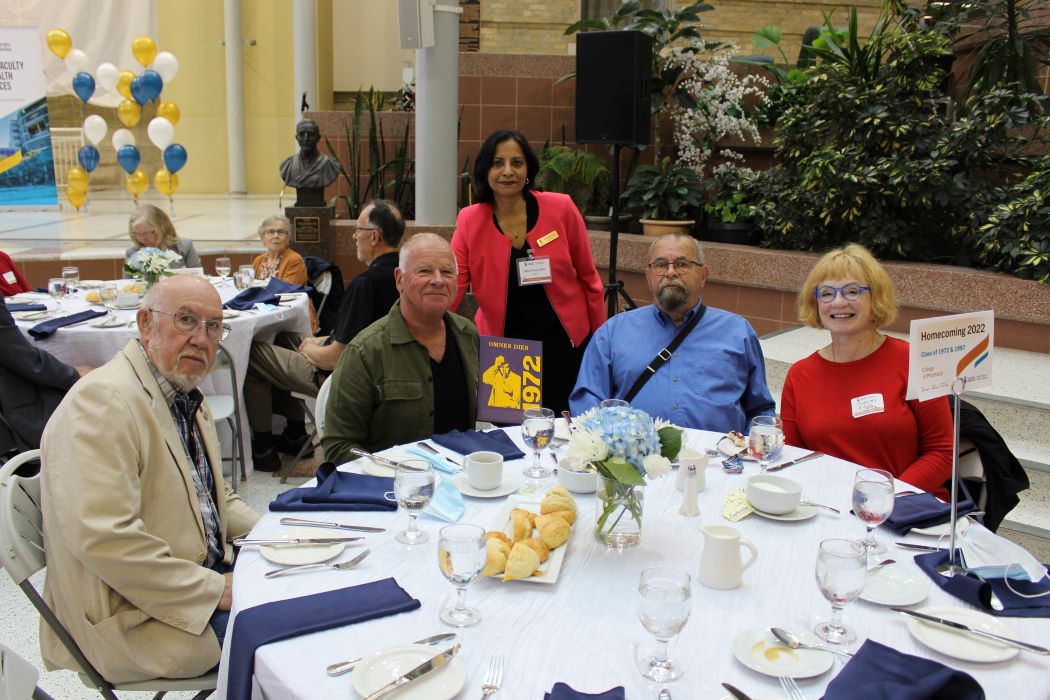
[293,0,318,114]
[223,0,247,194]
[414,3,461,226]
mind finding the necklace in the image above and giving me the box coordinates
[494,204,527,244]
[831,331,884,363]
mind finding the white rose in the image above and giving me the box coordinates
[642,454,671,479]
[567,429,609,464]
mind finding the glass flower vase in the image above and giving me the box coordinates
[594,474,644,548]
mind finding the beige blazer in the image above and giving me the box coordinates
[39,340,259,684]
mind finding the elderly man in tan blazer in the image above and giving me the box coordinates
[39,275,259,684]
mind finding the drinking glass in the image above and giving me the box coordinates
[813,538,867,644]
[600,398,629,409]
[238,264,256,285]
[748,415,784,471]
[637,566,692,681]
[852,468,894,555]
[437,523,486,627]
[521,407,555,480]
[47,277,66,312]
[394,459,435,545]
[233,270,250,291]
[61,266,80,291]
[215,256,232,284]
[99,282,118,307]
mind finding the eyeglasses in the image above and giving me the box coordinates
[813,284,870,303]
[150,309,230,340]
[262,229,288,237]
[647,258,704,274]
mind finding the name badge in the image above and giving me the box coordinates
[2,271,15,284]
[851,393,885,418]
[536,230,559,247]
[517,256,552,286]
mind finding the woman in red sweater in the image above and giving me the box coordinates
[780,244,952,498]
[452,130,605,414]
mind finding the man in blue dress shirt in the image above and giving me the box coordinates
[570,233,775,433]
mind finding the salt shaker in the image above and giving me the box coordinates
[679,465,700,517]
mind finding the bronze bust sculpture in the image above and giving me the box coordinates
[280,119,341,207]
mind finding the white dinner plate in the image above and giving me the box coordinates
[910,517,971,538]
[453,472,520,498]
[749,503,818,522]
[905,606,1019,663]
[258,528,345,566]
[351,644,466,700]
[731,627,834,679]
[488,495,569,584]
[78,280,104,289]
[222,309,241,318]
[91,315,126,328]
[360,452,411,478]
[13,310,52,321]
[860,562,930,606]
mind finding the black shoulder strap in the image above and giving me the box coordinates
[623,304,706,403]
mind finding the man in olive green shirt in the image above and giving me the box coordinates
[323,233,479,464]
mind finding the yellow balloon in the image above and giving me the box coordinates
[67,166,89,193]
[125,169,149,196]
[47,29,72,59]
[131,36,157,67]
[117,70,135,99]
[66,188,87,210]
[156,101,181,126]
[117,99,141,128]
[154,169,179,196]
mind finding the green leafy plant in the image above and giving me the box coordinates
[536,145,610,215]
[621,156,703,221]
[973,155,1050,283]
[703,166,755,224]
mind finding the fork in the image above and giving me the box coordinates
[779,676,807,700]
[480,654,503,698]
[264,548,371,578]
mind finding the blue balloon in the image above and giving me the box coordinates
[117,145,141,175]
[130,75,148,106]
[72,72,95,102]
[77,145,100,173]
[163,143,187,174]
[139,69,163,103]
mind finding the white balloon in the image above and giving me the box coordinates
[112,128,136,151]
[65,48,89,74]
[95,62,119,91]
[147,117,174,150]
[82,114,107,146]
[153,51,179,84]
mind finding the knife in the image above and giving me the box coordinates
[279,517,385,533]
[764,451,823,472]
[721,682,756,700]
[349,448,427,472]
[895,542,945,552]
[362,644,461,700]
[232,536,364,546]
[891,608,1050,655]
[327,632,458,676]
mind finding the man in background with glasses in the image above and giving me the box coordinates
[38,275,259,684]
[570,233,775,433]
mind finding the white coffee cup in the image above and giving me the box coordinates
[465,450,503,491]
[675,448,707,491]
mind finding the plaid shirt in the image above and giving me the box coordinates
[145,353,224,567]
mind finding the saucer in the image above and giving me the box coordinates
[749,503,818,522]
[905,606,1019,663]
[91,315,126,328]
[859,562,930,606]
[911,517,971,538]
[731,627,834,679]
[109,301,141,310]
[453,472,519,498]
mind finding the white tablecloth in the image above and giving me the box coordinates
[217,429,1050,699]
[12,281,313,475]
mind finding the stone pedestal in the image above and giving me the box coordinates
[285,205,335,260]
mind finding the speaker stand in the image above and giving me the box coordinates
[604,143,637,317]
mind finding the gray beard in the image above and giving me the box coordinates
[657,282,689,313]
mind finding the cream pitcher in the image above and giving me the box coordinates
[698,525,758,590]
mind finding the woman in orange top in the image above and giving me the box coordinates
[251,215,318,333]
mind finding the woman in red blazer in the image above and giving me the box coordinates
[452,130,605,413]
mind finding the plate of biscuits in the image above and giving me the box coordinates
[483,486,576,584]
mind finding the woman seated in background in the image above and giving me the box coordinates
[0,249,31,296]
[124,204,201,270]
[451,129,605,414]
[252,214,318,332]
[780,243,953,498]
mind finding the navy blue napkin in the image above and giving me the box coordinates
[28,309,107,339]
[885,492,975,535]
[6,303,47,313]
[224,277,310,310]
[544,683,625,700]
[914,550,1050,617]
[821,639,983,700]
[430,429,526,460]
[268,463,396,512]
[225,577,420,700]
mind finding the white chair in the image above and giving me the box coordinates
[0,451,216,699]
[204,345,244,492]
[279,375,333,484]
[311,270,333,320]
[1,643,48,700]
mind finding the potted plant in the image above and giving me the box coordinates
[702,165,760,245]
[621,157,703,236]
[536,145,610,215]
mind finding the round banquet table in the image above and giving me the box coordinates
[10,281,313,475]
[216,429,1050,699]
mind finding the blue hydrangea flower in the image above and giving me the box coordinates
[577,406,661,474]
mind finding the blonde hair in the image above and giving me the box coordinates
[128,204,178,250]
[798,243,897,329]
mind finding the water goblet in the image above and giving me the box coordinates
[521,407,555,480]
[748,415,784,471]
[637,566,692,682]
[215,256,232,284]
[238,264,256,285]
[47,277,67,312]
[813,538,867,644]
[394,459,435,545]
[232,270,250,291]
[852,468,894,555]
[61,266,80,291]
[99,282,118,307]
[600,398,629,409]
[437,523,486,627]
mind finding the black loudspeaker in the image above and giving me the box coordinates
[575,31,652,145]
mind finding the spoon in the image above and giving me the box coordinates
[800,500,840,515]
[867,558,895,573]
[770,627,855,658]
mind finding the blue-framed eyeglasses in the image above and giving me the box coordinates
[813,284,870,304]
